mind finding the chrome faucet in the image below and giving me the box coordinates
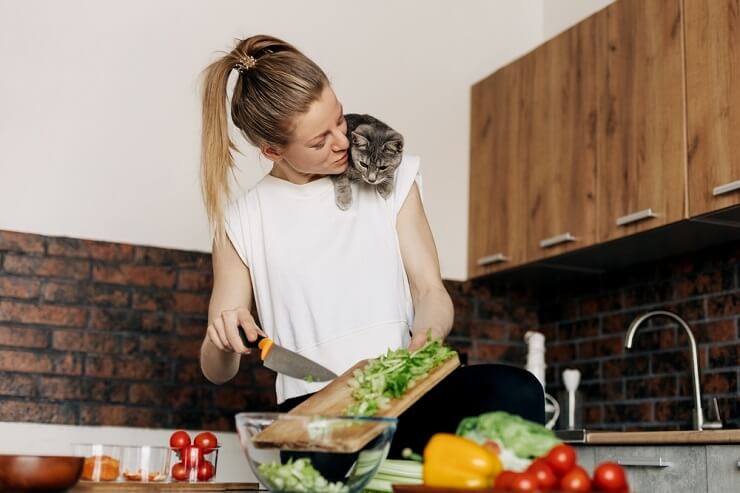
[624,310,722,431]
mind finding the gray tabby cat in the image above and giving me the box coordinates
[332,113,404,210]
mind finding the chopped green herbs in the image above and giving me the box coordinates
[345,336,456,416]
[258,458,348,493]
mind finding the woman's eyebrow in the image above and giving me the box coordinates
[306,104,344,144]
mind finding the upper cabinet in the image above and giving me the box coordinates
[526,12,603,261]
[598,0,687,242]
[468,0,740,279]
[684,0,740,216]
[468,56,533,277]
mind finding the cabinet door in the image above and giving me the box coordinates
[526,11,603,261]
[593,445,707,493]
[706,445,740,493]
[684,0,740,215]
[468,56,533,277]
[598,0,687,241]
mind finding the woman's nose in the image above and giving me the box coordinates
[331,130,349,151]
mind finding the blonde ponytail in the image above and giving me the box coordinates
[199,35,329,240]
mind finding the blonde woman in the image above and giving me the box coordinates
[199,35,453,411]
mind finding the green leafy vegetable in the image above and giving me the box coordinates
[456,411,560,459]
[345,336,456,416]
[258,458,349,493]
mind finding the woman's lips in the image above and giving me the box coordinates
[334,152,348,165]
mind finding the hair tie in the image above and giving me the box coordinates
[234,54,256,74]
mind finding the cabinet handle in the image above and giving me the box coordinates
[736,459,740,470]
[539,233,576,249]
[616,208,657,227]
[713,179,740,197]
[614,456,673,468]
[477,253,508,266]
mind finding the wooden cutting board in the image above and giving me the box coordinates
[253,354,460,452]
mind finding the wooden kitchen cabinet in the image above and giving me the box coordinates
[684,0,740,216]
[597,0,688,242]
[525,12,603,261]
[468,55,534,276]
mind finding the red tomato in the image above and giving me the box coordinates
[169,430,191,449]
[593,462,628,492]
[181,445,204,469]
[510,472,540,492]
[197,460,215,481]
[194,431,218,453]
[546,443,577,476]
[171,462,189,481]
[493,470,517,490]
[560,465,592,492]
[527,458,558,490]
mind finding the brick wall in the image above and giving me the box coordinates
[0,230,275,430]
[450,240,739,431]
[2,228,737,432]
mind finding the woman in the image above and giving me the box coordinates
[198,34,453,411]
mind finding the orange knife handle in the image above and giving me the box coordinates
[237,327,272,359]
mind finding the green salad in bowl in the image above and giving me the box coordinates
[235,413,397,493]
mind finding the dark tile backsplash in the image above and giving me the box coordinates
[448,240,739,431]
[1,228,737,431]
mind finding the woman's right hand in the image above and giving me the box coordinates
[206,307,266,354]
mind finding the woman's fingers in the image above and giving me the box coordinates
[213,316,233,351]
[206,323,224,351]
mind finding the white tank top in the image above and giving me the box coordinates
[224,154,421,404]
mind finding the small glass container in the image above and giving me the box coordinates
[120,445,170,482]
[72,443,123,482]
[169,446,220,482]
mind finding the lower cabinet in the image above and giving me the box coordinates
[574,444,740,493]
[706,445,740,493]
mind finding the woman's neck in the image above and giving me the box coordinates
[269,159,324,185]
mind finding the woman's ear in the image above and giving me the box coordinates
[260,143,282,162]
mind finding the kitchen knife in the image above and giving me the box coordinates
[238,329,337,382]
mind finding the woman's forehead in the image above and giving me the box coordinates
[292,86,341,142]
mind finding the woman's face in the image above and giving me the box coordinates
[267,85,350,183]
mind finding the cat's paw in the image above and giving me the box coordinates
[377,180,394,199]
[336,193,353,211]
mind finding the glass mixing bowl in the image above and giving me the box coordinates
[235,412,397,493]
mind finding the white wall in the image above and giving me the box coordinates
[543,0,615,40]
[0,0,544,281]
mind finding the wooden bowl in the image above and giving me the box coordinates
[0,455,84,492]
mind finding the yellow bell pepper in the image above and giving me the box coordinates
[422,433,502,489]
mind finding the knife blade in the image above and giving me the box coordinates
[238,329,337,382]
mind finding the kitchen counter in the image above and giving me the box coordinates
[557,428,740,445]
[70,482,261,492]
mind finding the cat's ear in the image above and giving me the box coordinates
[384,133,404,154]
[351,131,369,148]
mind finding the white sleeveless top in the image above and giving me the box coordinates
[224,154,421,404]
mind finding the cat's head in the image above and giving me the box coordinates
[349,124,404,185]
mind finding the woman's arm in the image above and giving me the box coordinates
[200,235,262,384]
[397,183,454,351]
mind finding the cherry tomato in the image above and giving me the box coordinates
[169,430,191,449]
[493,470,517,490]
[197,460,215,481]
[171,462,189,481]
[527,458,558,490]
[546,443,577,476]
[560,465,592,492]
[510,472,539,492]
[194,431,218,453]
[181,445,204,468]
[593,462,628,492]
